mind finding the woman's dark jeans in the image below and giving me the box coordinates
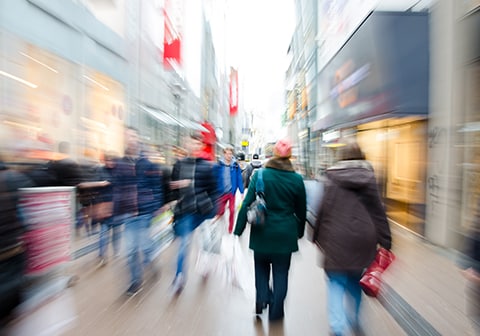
[254,252,292,320]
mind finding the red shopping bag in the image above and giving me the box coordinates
[359,247,395,297]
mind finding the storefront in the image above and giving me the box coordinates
[455,7,480,235]
[0,31,126,163]
[310,11,430,235]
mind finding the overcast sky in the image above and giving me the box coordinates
[223,0,296,139]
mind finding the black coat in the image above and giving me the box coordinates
[171,157,219,219]
[313,160,392,272]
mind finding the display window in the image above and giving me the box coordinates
[0,31,126,164]
[357,118,428,235]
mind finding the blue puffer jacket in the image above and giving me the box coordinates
[136,157,164,215]
[112,156,164,216]
[216,159,245,196]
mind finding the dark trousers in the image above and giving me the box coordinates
[254,252,292,320]
[0,252,25,326]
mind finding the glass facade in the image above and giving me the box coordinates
[0,31,125,163]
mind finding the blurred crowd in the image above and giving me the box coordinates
[0,129,478,336]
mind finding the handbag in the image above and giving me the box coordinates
[247,169,267,225]
[359,247,395,297]
[92,201,113,221]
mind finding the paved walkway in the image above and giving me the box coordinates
[4,221,477,335]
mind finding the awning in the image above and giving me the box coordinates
[139,105,208,132]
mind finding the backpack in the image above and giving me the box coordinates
[246,169,267,226]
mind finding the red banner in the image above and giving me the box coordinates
[229,67,238,115]
[163,0,182,69]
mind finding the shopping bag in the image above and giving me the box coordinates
[359,247,395,297]
[220,235,255,300]
[199,217,224,254]
[195,218,225,277]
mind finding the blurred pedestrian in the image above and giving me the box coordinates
[169,132,219,294]
[312,141,392,336]
[0,159,34,328]
[460,204,480,334]
[243,153,263,188]
[234,138,306,321]
[113,127,165,296]
[46,141,83,187]
[95,151,118,265]
[215,145,244,233]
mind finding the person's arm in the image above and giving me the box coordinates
[77,181,110,189]
[234,172,257,236]
[147,162,163,212]
[244,165,253,188]
[236,165,245,195]
[363,178,392,250]
[295,177,307,239]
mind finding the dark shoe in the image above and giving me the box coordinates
[255,302,268,315]
[351,323,365,336]
[268,314,284,322]
[171,273,185,295]
[126,282,142,296]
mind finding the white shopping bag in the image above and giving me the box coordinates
[195,218,225,277]
[220,235,255,300]
[199,217,224,254]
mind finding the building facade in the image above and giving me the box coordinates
[0,0,230,165]
[289,0,480,249]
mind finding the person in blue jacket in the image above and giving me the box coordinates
[113,127,166,296]
[215,145,244,233]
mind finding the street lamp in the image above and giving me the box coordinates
[173,93,181,146]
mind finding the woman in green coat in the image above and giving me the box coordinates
[234,138,307,321]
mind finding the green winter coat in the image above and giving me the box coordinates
[234,157,307,254]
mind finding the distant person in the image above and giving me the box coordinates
[312,141,392,336]
[169,132,219,294]
[113,127,165,296]
[243,153,263,188]
[215,145,244,233]
[236,152,247,171]
[234,138,306,321]
[94,152,118,265]
[0,160,34,328]
[46,141,83,187]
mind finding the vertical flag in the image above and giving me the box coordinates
[163,0,182,69]
[229,67,238,115]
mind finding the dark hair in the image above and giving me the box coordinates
[253,154,259,159]
[338,142,365,161]
[104,150,118,161]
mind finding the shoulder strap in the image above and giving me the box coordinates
[256,168,264,194]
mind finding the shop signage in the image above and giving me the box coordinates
[19,187,75,275]
[315,12,429,131]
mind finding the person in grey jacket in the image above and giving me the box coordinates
[312,141,392,336]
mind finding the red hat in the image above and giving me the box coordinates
[274,138,292,158]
